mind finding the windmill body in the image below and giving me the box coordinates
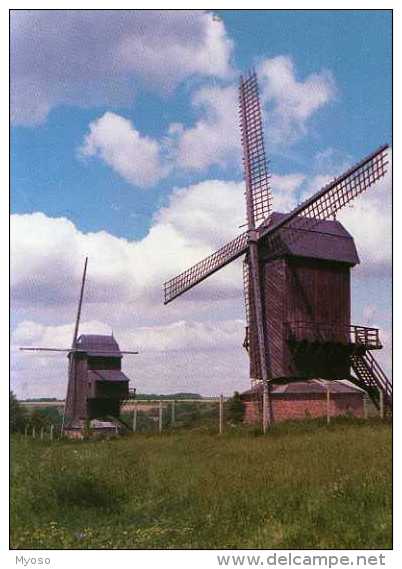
[247,213,375,383]
[163,71,392,424]
[20,259,138,438]
[64,334,131,435]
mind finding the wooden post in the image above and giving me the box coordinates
[32,426,36,439]
[24,425,28,439]
[219,394,224,435]
[133,404,137,432]
[262,383,269,434]
[379,389,384,419]
[171,400,176,426]
[159,401,163,434]
[50,424,54,441]
[40,427,44,440]
[326,386,331,425]
[363,395,368,419]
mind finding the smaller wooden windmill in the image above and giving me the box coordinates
[163,70,392,430]
[20,258,138,437]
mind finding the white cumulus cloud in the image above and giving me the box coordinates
[173,84,240,170]
[79,112,168,188]
[259,55,336,145]
[11,10,234,125]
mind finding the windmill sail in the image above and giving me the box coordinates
[163,231,248,304]
[239,70,272,228]
[242,258,250,328]
[259,145,389,256]
[72,256,88,348]
[63,257,88,431]
[240,70,273,429]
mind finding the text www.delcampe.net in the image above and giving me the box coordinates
[216,553,387,568]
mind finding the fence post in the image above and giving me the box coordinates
[326,386,331,425]
[24,425,28,439]
[159,401,163,434]
[379,389,384,419]
[219,394,224,435]
[171,400,176,426]
[133,403,137,433]
[32,426,36,439]
[50,424,54,441]
[40,427,44,441]
[363,395,368,420]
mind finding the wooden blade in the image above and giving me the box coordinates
[242,258,250,327]
[19,347,139,355]
[259,144,389,254]
[163,231,248,304]
[240,70,273,427]
[239,70,272,228]
[72,257,88,348]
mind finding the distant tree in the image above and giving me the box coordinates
[227,391,245,424]
[10,391,27,433]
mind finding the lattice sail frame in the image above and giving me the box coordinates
[239,70,272,228]
[163,232,248,304]
[242,258,250,327]
[260,145,389,256]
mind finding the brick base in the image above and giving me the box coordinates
[243,392,364,424]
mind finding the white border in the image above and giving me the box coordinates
[3,2,399,567]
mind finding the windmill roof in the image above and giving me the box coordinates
[241,379,365,399]
[75,334,122,356]
[88,369,130,382]
[261,212,359,265]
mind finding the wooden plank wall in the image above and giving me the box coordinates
[286,258,351,325]
[248,255,352,382]
[64,353,88,425]
[264,259,287,378]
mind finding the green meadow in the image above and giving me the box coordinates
[10,419,392,550]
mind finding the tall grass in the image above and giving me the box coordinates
[10,419,391,549]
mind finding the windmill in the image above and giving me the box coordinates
[20,257,138,437]
[163,70,391,429]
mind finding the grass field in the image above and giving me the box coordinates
[10,418,392,550]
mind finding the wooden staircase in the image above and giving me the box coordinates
[350,351,392,410]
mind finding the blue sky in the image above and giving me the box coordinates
[10,10,392,398]
[11,10,391,239]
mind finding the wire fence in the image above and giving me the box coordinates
[121,397,227,434]
[17,390,388,441]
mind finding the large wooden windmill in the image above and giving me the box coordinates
[163,70,391,429]
[20,258,138,437]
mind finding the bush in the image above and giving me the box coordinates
[227,391,245,423]
[10,391,27,433]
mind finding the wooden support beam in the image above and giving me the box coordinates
[379,389,384,419]
[363,395,368,420]
[326,386,331,425]
[133,404,137,432]
[159,401,163,433]
[219,394,224,435]
[262,383,270,434]
[171,400,176,426]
